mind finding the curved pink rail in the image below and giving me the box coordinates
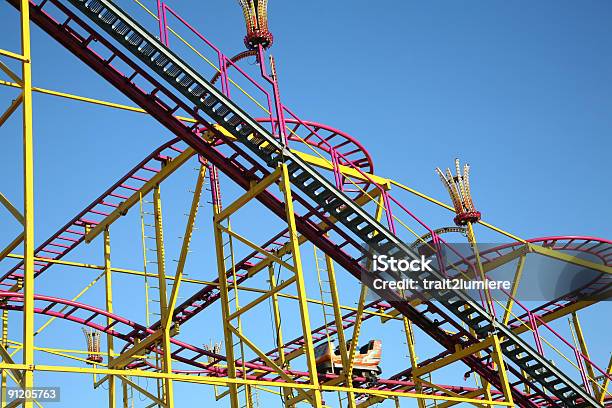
[0,290,539,401]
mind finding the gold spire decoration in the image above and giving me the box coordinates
[82,327,103,364]
[237,0,273,49]
[436,159,481,226]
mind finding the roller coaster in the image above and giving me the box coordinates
[0,0,610,406]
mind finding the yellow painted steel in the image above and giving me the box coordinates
[0,74,544,246]
[164,164,205,326]
[213,207,241,408]
[0,62,22,84]
[346,284,368,380]
[0,94,23,127]
[152,186,170,406]
[138,192,152,327]
[0,48,28,62]
[266,264,294,405]
[0,360,515,406]
[502,254,526,325]
[0,234,25,264]
[19,1,35,406]
[0,343,24,394]
[413,338,494,378]
[490,334,514,406]
[319,253,357,408]
[529,243,611,275]
[571,312,598,398]
[346,194,384,385]
[85,148,197,243]
[600,355,612,404]
[103,228,116,408]
[0,6,607,406]
[213,164,325,407]
[279,164,324,407]
[109,330,165,369]
[1,310,8,406]
[404,318,426,408]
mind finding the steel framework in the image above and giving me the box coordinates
[0,0,610,407]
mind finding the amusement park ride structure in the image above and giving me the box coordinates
[0,0,610,407]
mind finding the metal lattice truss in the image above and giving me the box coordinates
[0,1,610,407]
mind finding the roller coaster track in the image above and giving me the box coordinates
[5,126,607,404]
[4,0,605,406]
[0,138,189,284]
[0,291,538,404]
[6,136,605,396]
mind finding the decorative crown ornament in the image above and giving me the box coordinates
[82,327,104,364]
[237,0,273,49]
[436,159,481,226]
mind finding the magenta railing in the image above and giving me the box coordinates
[157,2,276,134]
[500,286,612,396]
[154,1,524,316]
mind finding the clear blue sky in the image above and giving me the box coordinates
[0,1,610,406]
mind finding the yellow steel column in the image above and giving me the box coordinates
[278,164,323,408]
[121,380,128,408]
[571,312,598,397]
[502,254,526,325]
[346,193,385,381]
[104,228,116,408]
[267,264,295,405]
[323,255,356,408]
[404,318,426,408]
[600,355,612,404]
[152,186,169,405]
[490,334,514,406]
[213,215,239,407]
[465,223,495,405]
[153,187,169,322]
[1,310,8,407]
[161,164,206,408]
[19,0,34,406]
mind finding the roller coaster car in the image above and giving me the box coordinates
[314,339,382,381]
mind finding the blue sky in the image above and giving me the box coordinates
[0,0,610,406]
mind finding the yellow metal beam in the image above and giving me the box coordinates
[278,163,324,408]
[599,355,612,404]
[0,234,24,263]
[109,330,164,369]
[84,148,197,243]
[213,166,283,223]
[213,207,240,408]
[529,243,611,275]
[103,228,116,408]
[227,325,313,405]
[0,48,28,62]
[502,254,526,325]
[292,151,391,188]
[216,225,294,272]
[19,0,35,405]
[322,253,357,407]
[0,361,514,405]
[1,310,8,406]
[0,62,22,84]
[226,276,296,322]
[413,338,494,378]
[164,165,206,328]
[571,312,598,398]
[0,343,23,388]
[0,93,22,128]
[490,334,514,406]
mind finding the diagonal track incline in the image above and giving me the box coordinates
[7,0,603,406]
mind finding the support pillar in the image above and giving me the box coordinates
[19,0,34,406]
[103,228,116,408]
